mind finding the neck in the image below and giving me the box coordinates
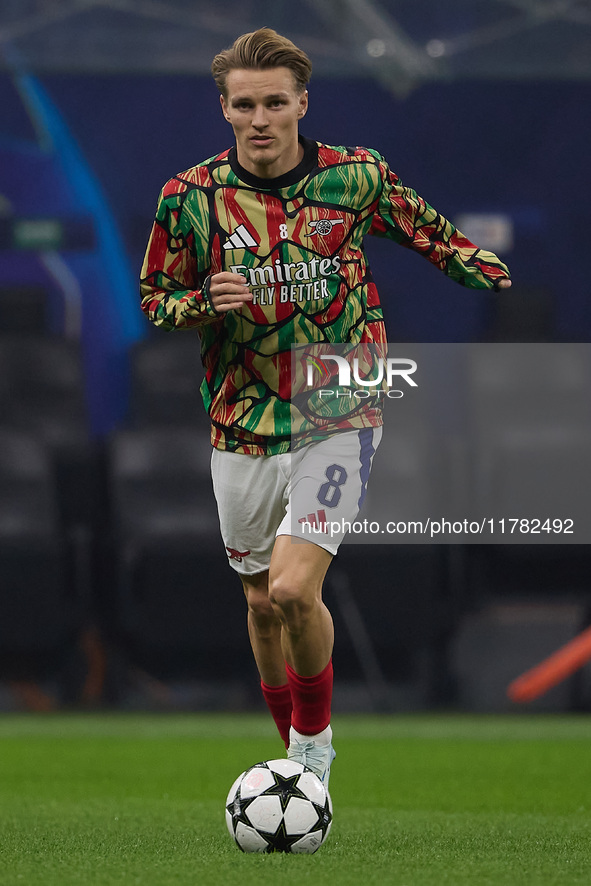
[238,139,304,180]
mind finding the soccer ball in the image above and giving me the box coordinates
[225,758,333,854]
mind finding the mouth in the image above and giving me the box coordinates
[250,136,273,147]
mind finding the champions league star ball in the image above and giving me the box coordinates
[225,759,333,854]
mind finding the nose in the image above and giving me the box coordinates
[252,104,269,129]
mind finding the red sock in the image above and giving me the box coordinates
[285,660,333,737]
[260,681,293,749]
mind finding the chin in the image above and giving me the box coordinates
[250,155,279,173]
[249,148,276,163]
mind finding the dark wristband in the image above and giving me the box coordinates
[201,275,222,317]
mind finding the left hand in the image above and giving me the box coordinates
[497,278,512,289]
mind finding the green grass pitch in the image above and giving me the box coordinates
[1,713,591,885]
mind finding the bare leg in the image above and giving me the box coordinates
[268,535,334,677]
[241,537,334,680]
[241,570,292,745]
[240,569,286,686]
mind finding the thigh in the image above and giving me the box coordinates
[211,448,288,575]
[277,426,382,555]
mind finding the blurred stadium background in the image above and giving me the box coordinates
[1,0,591,714]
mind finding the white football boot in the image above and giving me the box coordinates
[287,725,336,789]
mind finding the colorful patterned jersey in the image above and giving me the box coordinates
[140,137,510,454]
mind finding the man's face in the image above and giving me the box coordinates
[221,67,308,179]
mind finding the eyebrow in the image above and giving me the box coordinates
[230,92,290,104]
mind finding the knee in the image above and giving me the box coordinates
[247,593,276,625]
[242,580,277,627]
[268,575,316,629]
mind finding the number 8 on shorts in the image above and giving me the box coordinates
[317,464,348,508]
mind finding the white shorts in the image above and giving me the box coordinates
[211,427,382,575]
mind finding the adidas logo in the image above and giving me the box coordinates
[223,224,259,250]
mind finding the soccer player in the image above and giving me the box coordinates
[140,28,511,786]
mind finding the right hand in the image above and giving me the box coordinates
[208,272,253,313]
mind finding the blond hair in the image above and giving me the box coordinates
[211,28,312,97]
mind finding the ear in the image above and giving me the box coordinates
[297,90,309,120]
[220,93,231,122]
